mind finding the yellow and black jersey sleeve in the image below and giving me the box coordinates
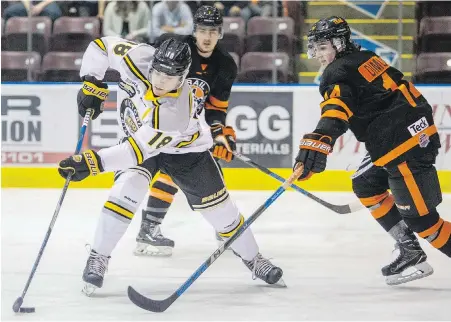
[205,54,237,126]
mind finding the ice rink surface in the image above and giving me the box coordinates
[1,189,450,321]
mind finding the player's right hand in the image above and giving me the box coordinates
[77,76,109,120]
[58,150,104,182]
[294,132,332,181]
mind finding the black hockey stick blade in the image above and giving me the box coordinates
[128,286,176,313]
[303,193,363,214]
[233,152,364,214]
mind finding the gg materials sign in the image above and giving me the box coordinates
[226,92,293,168]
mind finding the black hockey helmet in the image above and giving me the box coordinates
[194,5,223,28]
[307,16,359,60]
[307,16,351,42]
[193,5,223,38]
[152,38,192,77]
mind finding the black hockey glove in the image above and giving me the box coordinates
[58,150,104,182]
[77,76,109,120]
[211,123,236,162]
[294,133,332,181]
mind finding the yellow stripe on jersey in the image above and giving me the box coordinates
[152,103,160,129]
[93,38,106,52]
[123,54,151,90]
[127,137,143,164]
[163,87,182,98]
[104,201,134,219]
[142,108,151,120]
[176,131,200,148]
[189,90,193,116]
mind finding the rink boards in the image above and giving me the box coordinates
[1,84,450,191]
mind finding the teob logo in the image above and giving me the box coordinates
[226,92,293,168]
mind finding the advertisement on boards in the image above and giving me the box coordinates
[225,91,293,168]
[1,84,450,171]
[1,85,78,165]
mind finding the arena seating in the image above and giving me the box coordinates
[1,51,41,81]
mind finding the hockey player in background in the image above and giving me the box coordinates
[58,37,283,295]
[292,16,450,285]
[135,5,238,256]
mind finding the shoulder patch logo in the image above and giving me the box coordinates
[187,78,210,116]
[119,81,137,98]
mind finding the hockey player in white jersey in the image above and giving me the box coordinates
[58,37,283,295]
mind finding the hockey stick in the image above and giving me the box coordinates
[127,165,304,313]
[12,109,93,313]
[233,152,364,214]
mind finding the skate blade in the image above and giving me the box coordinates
[386,261,434,286]
[272,278,287,288]
[133,243,173,257]
[82,283,98,297]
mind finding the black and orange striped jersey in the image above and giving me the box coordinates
[316,50,441,167]
[154,34,237,126]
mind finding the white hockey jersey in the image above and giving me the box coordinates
[79,36,213,172]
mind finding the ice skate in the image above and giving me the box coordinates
[134,220,174,257]
[243,253,284,285]
[382,234,433,285]
[82,249,110,296]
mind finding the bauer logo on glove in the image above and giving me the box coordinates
[78,76,110,120]
[82,82,109,100]
[294,133,333,181]
[58,150,104,182]
[299,136,332,154]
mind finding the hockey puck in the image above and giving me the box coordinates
[19,307,35,313]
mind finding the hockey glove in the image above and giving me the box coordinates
[211,123,236,162]
[77,76,109,120]
[58,150,104,182]
[294,133,332,181]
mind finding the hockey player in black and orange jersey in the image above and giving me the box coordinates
[293,16,450,285]
[134,5,238,256]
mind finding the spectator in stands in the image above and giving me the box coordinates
[60,1,106,18]
[149,0,193,42]
[219,1,283,22]
[103,1,150,42]
[3,0,62,21]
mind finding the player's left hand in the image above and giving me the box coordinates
[211,124,236,162]
[58,150,104,182]
[294,132,332,181]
